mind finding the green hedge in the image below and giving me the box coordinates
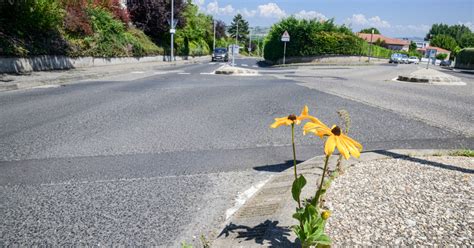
[263,17,397,62]
[455,48,474,69]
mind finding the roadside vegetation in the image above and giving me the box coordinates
[263,17,395,63]
[426,23,474,59]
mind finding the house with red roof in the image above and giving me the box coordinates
[417,46,451,58]
[357,33,410,51]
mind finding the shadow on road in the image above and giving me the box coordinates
[217,220,296,247]
[253,160,303,173]
[372,150,474,174]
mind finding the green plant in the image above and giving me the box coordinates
[455,48,474,70]
[436,53,448,60]
[449,149,474,157]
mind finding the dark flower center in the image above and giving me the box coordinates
[331,126,341,136]
[288,114,297,121]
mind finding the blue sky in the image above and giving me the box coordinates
[194,0,474,38]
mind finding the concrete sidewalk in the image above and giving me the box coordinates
[212,149,456,247]
[0,56,209,92]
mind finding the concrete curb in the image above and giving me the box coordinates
[212,149,459,247]
[0,57,209,92]
[396,68,465,85]
[215,65,258,75]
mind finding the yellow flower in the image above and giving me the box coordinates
[270,105,321,128]
[304,122,362,159]
[321,210,331,220]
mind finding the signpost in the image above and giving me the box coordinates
[281,31,290,65]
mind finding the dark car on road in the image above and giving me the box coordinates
[440,60,452,67]
[212,48,228,62]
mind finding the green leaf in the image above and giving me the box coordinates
[291,175,307,203]
[316,234,332,245]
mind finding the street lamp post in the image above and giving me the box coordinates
[232,21,238,66]
[170,0,174,62]
[426,34,432,69]
[368,28,374,63]
[248,28,252,56]
[213,19,216,51]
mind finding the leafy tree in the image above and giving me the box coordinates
[459,32,474,48]
[430,34,458,52]
[409,41,417,52]
[214,19,227,39]
[436,53,447,60]
[228,14,249,43]
[359,28,380,34]
[426,23,472,47]
[127,0,187,45]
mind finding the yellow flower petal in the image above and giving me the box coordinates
[270,117,289,128]
[341,136,361,158]
[344,135,363,151]
[335,136,350,159]
[324,135,336,156]
[300,105,309,116]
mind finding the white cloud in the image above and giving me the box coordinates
[193,0,205,6]
[294,10,327,20]
[239,8,257,18]
[394,24,430,33]
[346,14,390,28]
[206,1,234,15]
[258,3,287,18]
[459,21,474,30]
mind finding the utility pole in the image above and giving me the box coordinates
[368,28,374,63]
[232,21,238,66]
[248,28,252,56]
[170,0,174,62]
[213,19,216,51]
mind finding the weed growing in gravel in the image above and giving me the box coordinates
[271,106,362,247]
[449,149,474,157]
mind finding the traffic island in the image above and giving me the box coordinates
[214,65,258,76]
[212,149,473,247]
[396,68,465,85]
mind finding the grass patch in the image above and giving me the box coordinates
[449,149,474,157]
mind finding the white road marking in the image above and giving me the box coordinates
[219,63,226,65]
[31,85,61,89]
[252,65,258,68]
[209,62,216,65]
[225,178,271,220]
[131,71,145,74]
[200,72,215,75]
[178,72,190,75]
[241,64,248,67]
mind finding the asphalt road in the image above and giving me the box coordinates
[1,58,472,246]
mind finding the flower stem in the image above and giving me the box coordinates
[314,155,330,206]
[291,123,297,180]
[291,124,302,209]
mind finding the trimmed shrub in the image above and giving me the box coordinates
[455,48,474,69]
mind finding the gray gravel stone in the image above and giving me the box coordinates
[326,156,473,246]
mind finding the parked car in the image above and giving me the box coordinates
[401,54,409,64]
[389,53,403,63]
[407,56,420,64]
[440,60,452,67]
[211,48,228,62]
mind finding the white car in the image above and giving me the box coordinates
[407,56,419,64]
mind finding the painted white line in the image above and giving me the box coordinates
[225,177,271,220]
[241,64,248,67]
[178,72,191,75]
[219,63,226,65]
[209,62,216,65]
[131,71,145,74]
[200,72,215,75]
[31,85,61,89]
[252,65,258,68]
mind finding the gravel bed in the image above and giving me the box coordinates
[326,156,473,246]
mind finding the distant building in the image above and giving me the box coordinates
[417,46,451,58]
[414,40,430,49]
[357,33,410,51]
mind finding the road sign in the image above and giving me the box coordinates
[170,28,176,34]
[281,31,290,42]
